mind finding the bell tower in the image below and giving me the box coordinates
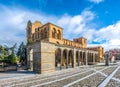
[26,20,32,44]
[73,37,87,48]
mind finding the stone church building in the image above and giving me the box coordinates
[26,20,104,74]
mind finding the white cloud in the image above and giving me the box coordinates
[0,5,58,46]
[93,21,120,50]
[59,14,120,51]
[1,5,120,51]
[88,0,104,4]
[57,10,95,39]
[0,5,95,46]
[95,21,120,42]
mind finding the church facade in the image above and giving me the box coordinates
[26,20,104,74]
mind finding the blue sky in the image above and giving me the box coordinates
[0,0,120,50]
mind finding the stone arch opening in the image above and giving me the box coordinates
[57,30,61,39]
[83,52,86,65]
[91,53,93,63]
[52,28,56,38]
[44,28,47,38]
[28,48,33,71]
[41,30,43,39]
[68,50,73,67]
[38,31,41,39]
[76,51,79,66]
[80,51,82,65]
[88,52,90,64]
[88,52,92,65]
[55,48,61,68]
[95,54,98,62]
[62,49,67,66]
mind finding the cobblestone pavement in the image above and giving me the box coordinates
[0,70,35,79]
[0,63,120,87]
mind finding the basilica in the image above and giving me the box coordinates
[26,20,104,74]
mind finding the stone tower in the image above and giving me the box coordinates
[26,20,32,43]
[73,37,87,48]
[26,20,63,45]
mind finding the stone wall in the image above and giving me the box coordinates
[41,41,56,74]
[27,42,41,73]
[27,41,56,74]
[27,41,98,74]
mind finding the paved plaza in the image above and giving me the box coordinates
[0,62,120,87]
[0,70,35,80]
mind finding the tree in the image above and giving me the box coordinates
[17,42,27,65]
[0,44,18,64]
[10,53,18,64]
[0,45,10,62]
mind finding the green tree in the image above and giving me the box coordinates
[10,53,18,64]
[0,45,10,62]
[10,43,18,64]
[17,42,27,65]
[0,44,19,66]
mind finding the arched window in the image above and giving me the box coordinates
[41,30,43,39]
[39,31,41,39]
[38,32,39,38]
[44,28,47,38]
[57,30,61,39]
[35,28,37,32]
[52,28,56,38]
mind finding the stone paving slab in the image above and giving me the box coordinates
[0,70,35,80]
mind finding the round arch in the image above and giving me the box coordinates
[68,50,73,67]
[57,30,61,39]
[27,48,33,71]
[76,51,79,66]
[62,49,67,66]
[52,28,56,38]
[44,28,47,38]
[55,48,61,67]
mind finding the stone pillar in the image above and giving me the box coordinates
[85,51,88,65]
[88,52,89,64]
[93,53,95,64]
[81,52,83,65]
[60,49,63,70]
[27,52,30,69]
[26,48,29,68]
[73,49,76,67]
[40,42,56,74]
[27,48,33,71]
[66,51,68,69]
[78,51,80,66]
[88,52,93,64]
[49,24,52,38]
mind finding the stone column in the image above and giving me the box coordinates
[27,48,31,69]
[27,52,30,69]
[48,24,52,38]
[85,51,88,65]
[93,53,95,64]
[28,49,33,71]
[78,51,80,66]
[73,49,76,67]
[81,52,83,65]
[60,49,63,70]
[88,52,89,64]
[90,53,92,63]
[66,50,68,69]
